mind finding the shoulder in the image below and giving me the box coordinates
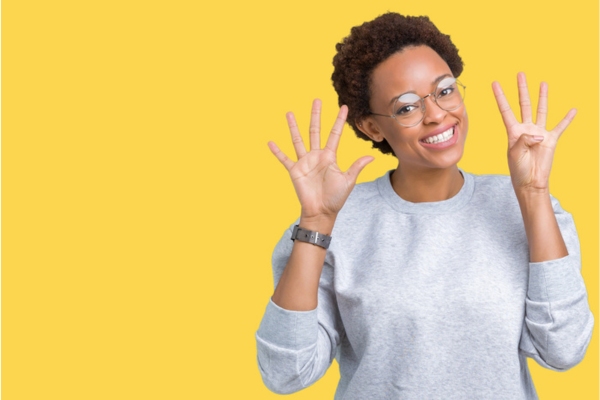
[469,172,513,192]
[339,172,388,215]
[467,172,567,213]
[348,176,382,201]
[459,172,523,219]
[467,172,514,202]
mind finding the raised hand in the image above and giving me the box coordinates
[492,72,576,194]
[268,99,374,224]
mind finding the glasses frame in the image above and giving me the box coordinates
[369,79,466,128]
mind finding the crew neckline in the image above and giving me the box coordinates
[376,169,474,214]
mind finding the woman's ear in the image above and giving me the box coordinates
[356,117,385,143]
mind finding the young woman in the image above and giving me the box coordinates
[256,13,593,399]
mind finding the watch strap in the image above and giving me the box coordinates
[291,225,332,249]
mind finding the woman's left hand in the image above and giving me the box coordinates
[492,72,577,194]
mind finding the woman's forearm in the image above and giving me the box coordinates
[271,217,336,311]
[515,190,568,263]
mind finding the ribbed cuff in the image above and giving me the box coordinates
[256,299,318,350]
[528,255,584,302]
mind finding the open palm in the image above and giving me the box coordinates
[492,73,576,193]
[268,100,373,221]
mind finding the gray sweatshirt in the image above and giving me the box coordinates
[256,171,594,399]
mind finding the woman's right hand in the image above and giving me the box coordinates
[268,99,374,225]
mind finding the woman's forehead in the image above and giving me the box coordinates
[370,46,453,98]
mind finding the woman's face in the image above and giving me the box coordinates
[362,45,468,172]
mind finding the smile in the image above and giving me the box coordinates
[421,127,455,144]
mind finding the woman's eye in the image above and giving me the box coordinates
[438,87,455,97]
[395,104,418,115]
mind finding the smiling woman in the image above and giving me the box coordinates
[361,46,468,201]
[255,13,593,400]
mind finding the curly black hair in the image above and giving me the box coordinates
[331,13,464,155]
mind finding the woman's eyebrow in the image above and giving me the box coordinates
[432,73,453,85]
[388,90,417,106]
[387,74,454,106]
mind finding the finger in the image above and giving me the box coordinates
[519,134,544,148]
[309,99,322,151]
[508,134,543,162]
[325,105,349,153]
[286,112,307,158]
[517,72,533,123]
[267,141,295,171]
[492,81,518,129]
[536,82,548,127]
[551,108,577,139]
[345,155,375,183]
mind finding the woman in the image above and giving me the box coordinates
[256,13,593,399]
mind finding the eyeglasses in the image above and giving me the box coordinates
[369,77,466,127]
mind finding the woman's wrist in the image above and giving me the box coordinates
[514,187,551,208]
[298,214,337,235]
[514,188,553,224]
[513,188,568,262]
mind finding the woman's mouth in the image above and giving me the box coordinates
[420,126,455,144]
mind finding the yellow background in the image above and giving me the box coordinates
[3,0,598,399]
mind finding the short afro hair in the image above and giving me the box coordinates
[332,13,464,155]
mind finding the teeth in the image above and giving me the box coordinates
[422,127,454,144]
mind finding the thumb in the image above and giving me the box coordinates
[346,156,375,183]
[514,133,544,149]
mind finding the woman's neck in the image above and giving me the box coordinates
[390,165,464,203]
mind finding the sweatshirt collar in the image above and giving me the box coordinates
[377,169,474,214]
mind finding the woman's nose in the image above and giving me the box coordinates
[422,96,447,124]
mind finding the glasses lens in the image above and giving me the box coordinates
[393,93,423,127]
[391,79,466,127]
[435,78,465,111]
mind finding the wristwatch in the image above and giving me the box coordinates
[291,225,332,249]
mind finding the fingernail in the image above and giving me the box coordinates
[532,135,544,141]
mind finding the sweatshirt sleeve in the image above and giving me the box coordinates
[255,224,344,394]
[518,196,594,370]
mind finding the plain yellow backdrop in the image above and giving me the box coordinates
[3,0,598,399]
